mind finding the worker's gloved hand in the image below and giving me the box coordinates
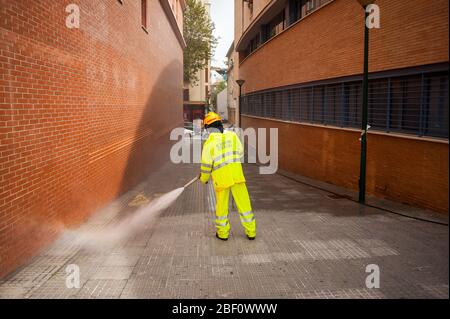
[198,173,208,184]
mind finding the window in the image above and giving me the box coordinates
[288,0,332,25]
[268,11,285,39]
[368,79,389,130]
[325,84,341,126]
[261,24,269,43]
[312,86,325,123]
[274,91,283,119]
[288,0,301,25]
[291,89,301,121]
[390,75,423,135]
[240,68,449,139]
[299,87,312,122]
[303,0,316,15]
[343,82,362,127]
[425,72,449,137]
[141,0,147,30]
[249,34,261,53]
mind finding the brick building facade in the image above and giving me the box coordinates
[0,0,186,278]
[234,0,449,213]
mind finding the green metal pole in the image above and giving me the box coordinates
[359,7,369,204]
[239,85,242,128]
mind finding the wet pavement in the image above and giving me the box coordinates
[0,162,448,299]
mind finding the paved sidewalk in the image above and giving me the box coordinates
[0,162,448,299]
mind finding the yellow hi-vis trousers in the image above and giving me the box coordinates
[215,182,256,239]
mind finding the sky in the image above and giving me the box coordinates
[210,0,234,69]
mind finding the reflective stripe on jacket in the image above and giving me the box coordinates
[200,130,245,190]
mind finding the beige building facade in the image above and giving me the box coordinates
[183,0,212,123]
[226,42,238,125]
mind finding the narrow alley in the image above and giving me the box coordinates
[1,162,447,299]
[0,0,448,306]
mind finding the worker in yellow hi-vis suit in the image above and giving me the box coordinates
[199,112,256,241]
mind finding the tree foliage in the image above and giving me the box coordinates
[183,0,217,83]
[214,80,227,94]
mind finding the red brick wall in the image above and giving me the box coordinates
[239,0,449,93]
[0,0,183,277]
[243,116,449,214]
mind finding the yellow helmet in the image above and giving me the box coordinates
[203,112,221,126]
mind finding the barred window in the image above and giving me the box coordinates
[241,68,449,139]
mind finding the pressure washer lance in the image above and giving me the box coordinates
[183,176,199,189]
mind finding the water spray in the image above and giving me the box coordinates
[71,176,200,250]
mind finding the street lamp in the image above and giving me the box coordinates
[356,0,374,204]
[236,79,245,128]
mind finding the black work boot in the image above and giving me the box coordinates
[216,233,228,241]
[246,235,256,240]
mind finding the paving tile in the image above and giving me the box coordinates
[0,162,448,299]
[77,279,127,299]
[90,267,133,280]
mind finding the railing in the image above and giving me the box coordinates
[241,69,449,138]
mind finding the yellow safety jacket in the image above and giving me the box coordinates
[200,130,246,191]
